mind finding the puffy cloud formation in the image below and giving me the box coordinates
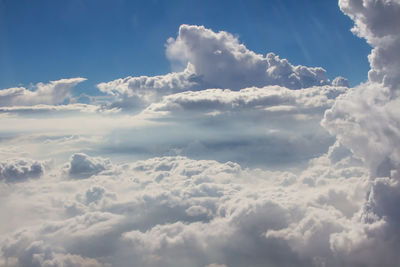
[0,78,86,107]
[339,0,400,90]
[166,25,330,90]
[325,0,400,175]
[0,158,45,183]
[331,76,349,87]
[98,25,333,109]
[97,64,199,110]
[324,82,400,176]
[321,0,400,263]
[63,153,113,179]
[0,153,370,267]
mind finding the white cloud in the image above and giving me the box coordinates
[0,78,86,107]
[63,153,113,179]
[331,76,349,87]
[323,82,400,176]
[0,158,46,183]
[142,85,347,119]
[166,25,330,90]
[320,0,400,264]
[97,64,199,110]
[339,0,400,90]
[98,25,335,110]
[324,0,400,177]
[0,152,371,267]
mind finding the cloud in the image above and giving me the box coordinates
[0,78,86,107]
[0,158,46,183]
[98,25,335,109]
[63,153,113,179]
[339,0,400,91]
[331,76,349,87]
[166,25,330,90]
[116,85,343,168]
[0,152,371,267]
[142,85,347,119]
[1,1,400,266]
[323,82,400,176]
[324,0,400,177]
[321,0,400,264]
[0,104,118,117]
[97,64,199,110]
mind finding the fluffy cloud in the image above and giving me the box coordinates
[339,0,400,90]
[324,0,400,176]
[321,0,400,263]
[0,152,370,267]
[0,78,86,107]
[331,76,349,87]
[0,158,46,183]
[323,82,400,176]
[166,25,330,90]
[63,153,113,179]
[98,25,336,109]
[97,64,199,110]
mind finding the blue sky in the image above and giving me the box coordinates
[1,0,371,94]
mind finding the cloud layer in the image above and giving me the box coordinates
[0,152,370,267]
[1,0,400,266]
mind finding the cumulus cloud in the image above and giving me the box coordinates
[98,25,334,109]
[321,0,400,263]
[63,153,113,179]
[97,64,199,110]
[324,0,400,176]
[331,76,349,87]
[339,0,400,90]
[0,158,46,183]
[0,152,370,266]
[323,82,400,176]
[166,25,330,90]
[0,78,86,107]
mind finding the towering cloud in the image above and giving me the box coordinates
[324,0,400,175]
[166,25,330,90]
[98,25,335,109]
[339,0,400,90]
[321,0,400,264]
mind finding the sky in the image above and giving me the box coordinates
[1,0,400,267]
[0,0,371,93]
